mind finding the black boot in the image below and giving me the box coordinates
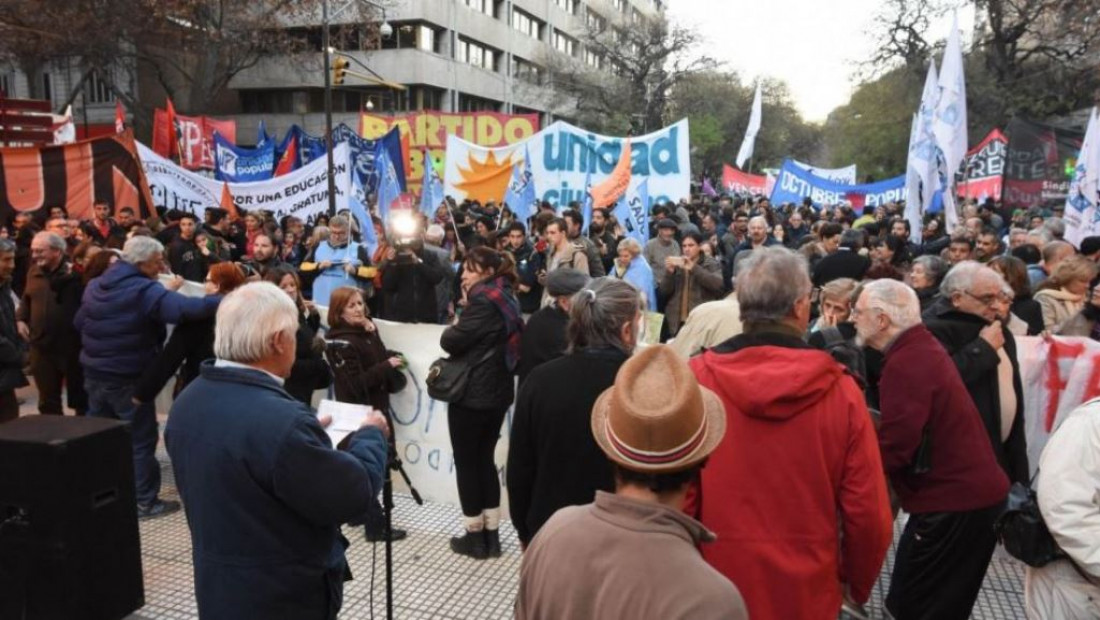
[484,529,501,558]
[365,526,407,543]
[450,530,488,559]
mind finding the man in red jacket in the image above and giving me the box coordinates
[687,246,892,620]
[854,279,1010,620]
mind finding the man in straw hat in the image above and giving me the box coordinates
[515,345,747,620]
[687,246,893,620]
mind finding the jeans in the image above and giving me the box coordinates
[85,377,161,506]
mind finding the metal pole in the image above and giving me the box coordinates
[323,0,337,216]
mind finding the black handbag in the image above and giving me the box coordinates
[994,474,1064,567]
[426,347,495,403]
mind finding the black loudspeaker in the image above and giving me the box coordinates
[0,415,145,620]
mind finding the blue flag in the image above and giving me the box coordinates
[614,178,650,247]
[257,120,272,147]
[420,148,445,216]
[503,145,537,221]
[349,191,378,259]
[581,168,593,234]
[375,142,402,224]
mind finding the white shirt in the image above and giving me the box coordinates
[214,359,285,386]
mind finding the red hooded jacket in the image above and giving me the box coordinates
[687,326,893,620]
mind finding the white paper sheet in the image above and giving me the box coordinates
[316,399,372,447]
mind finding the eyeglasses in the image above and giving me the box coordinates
[962,290,1002,306]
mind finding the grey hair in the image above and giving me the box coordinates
[214,282,299,363]
[617,237,642,257]
[1043,217,1066,240]
[33,231,66,252]
[736,246,812,322]
[748,215,768,229]
[329,214,349,230]
[912,254,949,287]
[425,224,445,244]
[121,236,164,265]
[566,277,642,354]
[840,229,864,250]
[0,239,15,254]
[821,277,859,304]
[940,261,1001,298]
[861,279,922,331]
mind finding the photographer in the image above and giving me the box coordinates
[380,214,448,324]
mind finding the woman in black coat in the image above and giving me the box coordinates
[441,246,524,559]
[263,267,331,405]
[506,278,641,546]
[324,285,407,542]
[134,263,246,404]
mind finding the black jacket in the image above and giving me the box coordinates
[811,249,870,287]
[507,347,628,544]
[1012,295,1044,336]
[511,240,545,314]
[381,249,446,323]
[284,311,332,405]
[516,305,569,387]
[0,279,27,392]
[923,298,1029,484]
[133,315,215,403]
[327,323,397,414]
[440,283,515,411]
[167,238,210,283]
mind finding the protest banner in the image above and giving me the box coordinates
[295,124,406,208]
[769,159,905,208]
[721,164,767,195]
[444,118,691,207]
[151,109,236,171]
[138,141,351,223]
[214,131,276,182]
[957,129,1007,201]
[361,110,539,197]
[790,160,857,184]
[1003,118,1083,209]
[0,131,155,221]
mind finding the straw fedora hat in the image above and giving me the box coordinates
[591,344,726,473]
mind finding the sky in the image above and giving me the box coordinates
[666,1,976,122]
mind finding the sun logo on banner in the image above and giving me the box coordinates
[455,150,514,202]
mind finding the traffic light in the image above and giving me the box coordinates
[332,58,349,85]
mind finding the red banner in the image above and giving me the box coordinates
[360,110,539,196]
[152,109,237,171]
[722,164,767,195]
[958,129,1007,200]
[0,130,155,221]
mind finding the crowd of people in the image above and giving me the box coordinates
[2,188,1100,619]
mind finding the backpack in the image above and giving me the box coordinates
[820,326,866,385]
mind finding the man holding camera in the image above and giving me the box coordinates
[658,232,723,337]
[380,232,447,324]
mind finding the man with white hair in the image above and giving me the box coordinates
[165,282,389,620]
[729,215,778,277]
[923,261,1029,486]
[686,246,892,620]
[74,235,220,519]
[854,279,1009,619]
[18,231,84,415]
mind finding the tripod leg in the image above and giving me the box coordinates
[384,467,395,620]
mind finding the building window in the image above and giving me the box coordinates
[553,29,577,56]
[456,37,499,72]
[0,73,9,97]
[586,10,606,32]
[584,49,603,69]
[240,89,297,114]
[613,0,627,13]
[511,57,543,85]
[418,25,438,52]
[86,70,113,104]
[511,8,543,40]
[555,0,579,15]
[464,0,493,16]
[380,22,441,53]
[458,93,502,113]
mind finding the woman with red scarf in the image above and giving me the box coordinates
[441,246,523,560]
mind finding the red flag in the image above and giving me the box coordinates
[220,181,240,221]
[274,134,297,177]
[114,100,125,134]
[590,141,632,208]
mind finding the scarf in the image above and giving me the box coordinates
[470,276,524,372]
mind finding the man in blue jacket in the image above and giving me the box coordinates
[74,236,219,518]
[166,282,389,620]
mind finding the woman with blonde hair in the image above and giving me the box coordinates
[1034,255,1099,332]
[610,237,655,310]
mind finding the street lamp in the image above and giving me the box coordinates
[322,0,391,215]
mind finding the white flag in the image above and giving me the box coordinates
[932,13,967,233]
[51,105,76,145]
[735,82,762,169]
[1064,108,1100,247]
[905,62,940,243]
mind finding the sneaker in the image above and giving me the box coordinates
[365,527,408,543]
[138,499,181,520]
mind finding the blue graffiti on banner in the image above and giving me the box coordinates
[769,159,906,208]
[213,132,276,182]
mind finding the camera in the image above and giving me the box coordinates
[389,210,423,261]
